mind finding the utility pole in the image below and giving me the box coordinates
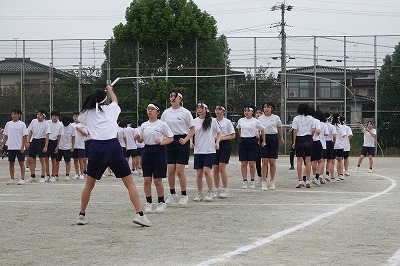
[271,1,292,124]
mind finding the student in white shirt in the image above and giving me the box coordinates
[340,116,353,176]
[55,116,76,181]
[237,104,265,189]
[258,102,284,191]
[192,102,221,202]
[44,111,63,182]
[72,112,88,180]
[125,123,139,174]
[76,86,151,227]
[312,110,329,185]
[332,113,347,182]
[160,90,195,205]
[26,109,50,183]
[213,104,235,198]
[292,103,316,188]
[117,121,128,158]
[1,109,28,185]
[324,112,337,182]
[134,103,173,213]
[355,120,376,173]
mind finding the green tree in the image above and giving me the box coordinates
[377,42,400,149]
[102,0,229,124]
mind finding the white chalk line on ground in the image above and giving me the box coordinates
[196,173,397,266]
[388,249,400,266]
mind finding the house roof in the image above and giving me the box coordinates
[286,65,356,75]
[0,58,70,77]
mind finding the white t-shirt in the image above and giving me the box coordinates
[117,127,126,148]
[78,102,120,141]
[124,126,137,150]
[325,122,337,141]
[193,117,220,154]
[343,124,353,152]
[318,121,329,149]
[292,115,315,136]
[28,119,50,140]
[71,122,87,149]
[4,120,28,150]
[363,128,376,147]
[215,117,235,137]
[334,124,346,149]
[138,120,173,146]
[47,120,63,141]
[312,117,322,141]
[161,106,195,135]
[237,117,263,138]
[59,124,76,150]
[258,114,282,134]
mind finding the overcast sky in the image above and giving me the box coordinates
[1,0,399,70]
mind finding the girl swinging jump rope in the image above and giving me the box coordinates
[76,85,151,227]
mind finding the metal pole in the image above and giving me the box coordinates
[78,40,82,109]
[136,41,140,127]
[165,42,169,81]
[280,3,287,123]
[196,38,198,104]
[254,37,257,107]
[22,40,25,122]
[344,36,347,120]
[224,38,228,116]
[50,40,54,112]
[374,36,378,128]
[313,36,317,110]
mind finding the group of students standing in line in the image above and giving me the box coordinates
[1,86,377,227]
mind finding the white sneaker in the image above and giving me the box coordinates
[49,176,57,182]
[133,214,152,227]
[78,174,85,180]
[77,215,87,225]
[17,179,26,185]
[39,177,46,183]
[26,177,36,183]
[339,175,346,180]
[185,165,189,169]
[193,192,203,202]
[270,180,276,190]
[261,181,267,191]
[65,175,70,181]
[138,169,143,174]
[178,195,189,205]
[324,176,331,182]
[257,176,262,183]
[344,171,350,176]
[165,193,179,204]
[204,191,213,202]
[25,168,30,173]
[295,180,303,188]
[144,202,153,213]
[132,170,139,174]
[242,180,248,189]
[44,175,51,182]
[156,202,167,213]
[72,174,79,180]
[305,180,311,188]
[250,180,255,189]
[219,189,229,198]
[312,177,321,186]
[367,169,373,173]
[7,178,16,185]
[355,166,360,172]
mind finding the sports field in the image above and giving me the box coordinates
[0,156,399,266]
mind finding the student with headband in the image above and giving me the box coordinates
[237,104,265,189]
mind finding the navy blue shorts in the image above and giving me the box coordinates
[85,140,92,158]
[137,147,143,157]
[141,145,167,178]
[194,154,215,169]
[127,149,138,158]
[87,138,131,180]
[166,134,190,165]
[323,149,327,159]
[260,134,279,159]
[8,150,25,162]
[295,135,313,157]
[122,147,127,158]
[361,146,375,157]
[46,140,58,159]
[28,138,46,158]
[343,151,350,159]
[335,149,344,158]
[311,141,323,161]
[239,137,259,162]
[72,149,85,159]
[56,149,72,162]
[214,140,232,165]
[326,140,335,160]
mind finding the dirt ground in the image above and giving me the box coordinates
[0,156,399,266]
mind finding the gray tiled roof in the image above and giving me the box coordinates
[0,58,51,73]
[286,65,356,75]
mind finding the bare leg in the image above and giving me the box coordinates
[121,175,143,213]
[154,178,164,197]
[219,163,228,189]
[213,165,220,189]
[80,176,96,213]
[203,167,213,192]
[167,164,176,190]
[176,164,187,192]
[269,158,277,181]
[261,158,268,181]
[249,161,256,180]
[196,169,203,193]
[240,161,248,180]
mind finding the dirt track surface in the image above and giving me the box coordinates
[0,156,399,266]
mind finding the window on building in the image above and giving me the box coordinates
[288,78,298,98]
[299,79,311,97]
[227,79,235,90]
